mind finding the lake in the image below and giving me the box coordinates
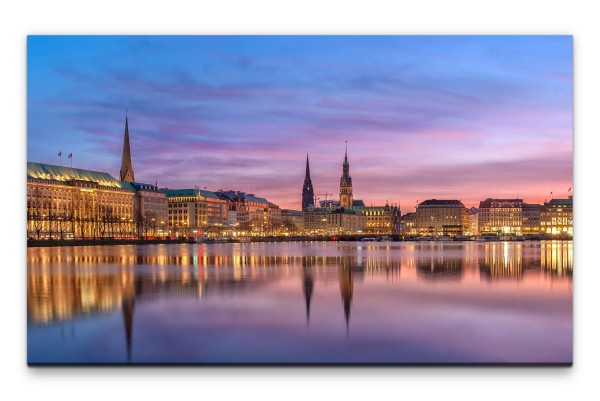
[27,240,572,364]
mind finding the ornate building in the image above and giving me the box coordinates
[27,162,136,239]
[540,197,573,236]
[478,198,523,235]
[339,142,353,210]
[120,112,135,182]
[301,154,315,210]
[416,199,469,236]
[166,189,229,237]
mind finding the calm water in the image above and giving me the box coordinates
[27,241,572,364]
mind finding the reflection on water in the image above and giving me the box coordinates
[27,241,572,364]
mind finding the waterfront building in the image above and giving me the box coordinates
[540,197,573,236]
[226,210,238,234]
[400,212,417,235]
[216,190,280,236]
[301,154,315,210]
[166,189,228,237]
[281,209,304,234]
[522,203,542,235]
[339,143,354,210]
[119,113,135,183]
[466,207,479,236]
[129,182,168,237]
[266,202,282,235]
[327,209,366,234]
[354,203,400,235]
[416,199,468,236]
[303,207,330,235]
[27,162,136,239]
[478,198,523,235]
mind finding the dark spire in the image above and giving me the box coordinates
[305,153,311,180]
[344,140,348,164]
[120,111,135,182]
[341,141,351,183]
[122,297,135,363]
[302,154,315,210]
[303,264,314,325]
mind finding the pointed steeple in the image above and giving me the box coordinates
[305,153,311,180]
[303,263,314,326]
[120,110,135,182]
[302,153,315,210]
[339,142,353,209]
[344,140,348,165]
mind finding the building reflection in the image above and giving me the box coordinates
[540,241,572,277]
[302,256,315,325]
[479,243,523,280]
[415,252,463,281]
[339,259,354,335]
[28,241,573,358]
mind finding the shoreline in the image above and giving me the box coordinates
[27,235,573,247]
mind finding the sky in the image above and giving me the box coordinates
[27,36,572,212]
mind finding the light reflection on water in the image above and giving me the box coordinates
[27,241,572,364]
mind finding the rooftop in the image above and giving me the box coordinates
[27,162,126,189]
[418,199,465,207]
[545,198,573,206]
[166,189,220,199]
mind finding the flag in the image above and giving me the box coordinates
[58,151,61,157]
[68,153,72,158]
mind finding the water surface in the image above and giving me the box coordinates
[27,241,572,364]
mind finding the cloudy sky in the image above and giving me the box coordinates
[27,36,572,211]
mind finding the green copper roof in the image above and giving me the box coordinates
[166,189,220,199]
[27,162,128,189]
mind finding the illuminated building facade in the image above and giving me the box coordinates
[129,182,168,237]
[478,198,523,235]
[541,197,573,236]
[281,209,304,234]
[27,162,136,239]
[303,207,330,234]
[216,190,280,236]
[354,203,400,234]
[166,189,229,237]
[522,203,541,235]
[327,209,366,234]
[416,199,468,236]
[466,207,479,236]
[339,144,354,210]
[400,212,417,235]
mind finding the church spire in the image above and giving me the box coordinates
[120,110,135,182]
[305,153,311,180]
[302,153,315,210]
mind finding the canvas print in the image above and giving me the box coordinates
[27,36,573,365]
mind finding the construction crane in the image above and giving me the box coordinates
[314,192,336,208]
[316,192,333,201]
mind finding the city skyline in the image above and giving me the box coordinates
[27,36,573,211]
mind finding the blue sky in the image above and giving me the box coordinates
[27,36,572,210]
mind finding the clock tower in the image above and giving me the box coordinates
[339,142,353,209]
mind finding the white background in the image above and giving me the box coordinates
[1,1,598,400]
